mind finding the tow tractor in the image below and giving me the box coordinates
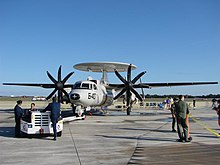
[20,110,63,137]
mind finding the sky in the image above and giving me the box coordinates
[0,0,220,96]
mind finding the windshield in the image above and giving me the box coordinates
[73,82,81,89]
[73,82,91,90]
[81,83,90,89]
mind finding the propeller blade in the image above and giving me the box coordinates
[114,88,127,100]
[132,71,146,84]
[140,78,145,99]
[46,89,57,100]
[62,72,74,84]
[58,65,62,82]
[127,64,132,82]
[126,89,131,106]
[115,69,127,84]
[58,90,62,103]
[130,87,143,102]
[133,84,151,88]
[47,71,57,84]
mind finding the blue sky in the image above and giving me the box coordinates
[0,0,219,96]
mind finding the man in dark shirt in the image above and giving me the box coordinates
[175,95,191,142]
[43,97,61,140]
[14,100,23,138]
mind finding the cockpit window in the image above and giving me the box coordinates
[93,84,97,90]
[73,82,81,89]
[73,82,92,90]
[81,83,90,89]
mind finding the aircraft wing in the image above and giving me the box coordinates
[108,81,218,90]
[2,83,74,88]
[137,82,218,88]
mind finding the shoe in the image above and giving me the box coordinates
[176,139,183,142]
[185,138,192,142]
[172,129,177,132]
[53,138,56,141]
[15,135,21,138]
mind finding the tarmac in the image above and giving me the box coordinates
[0,102,219,165]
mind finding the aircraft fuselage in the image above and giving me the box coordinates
[69,80,114,107]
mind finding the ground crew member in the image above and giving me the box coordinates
[42,97,61,140]
[175,95,191,142]
[30,103,36,111]
[214,99,220,127]
[170,98,178,132]
[14,100,23,138]
[26,103,37,122]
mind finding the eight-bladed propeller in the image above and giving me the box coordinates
[113,64,147,112]
[46,66,74,103]
[3,66,74,103]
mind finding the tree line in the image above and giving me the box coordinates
[144,94,220,99]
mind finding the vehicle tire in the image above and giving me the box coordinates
[57,131,62,137]
[82,114,86,120]
[21,132,28,138]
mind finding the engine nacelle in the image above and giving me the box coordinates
[101,92,114,106]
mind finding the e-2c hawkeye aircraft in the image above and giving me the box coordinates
[3,62,218,115]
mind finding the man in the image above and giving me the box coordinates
[175,95,191,142]
[214,99,220,127]
[43,97,60,140]
[30,103,36,111]
[14,100,23,137]
[170,98,178,132]
[26,103,37,122]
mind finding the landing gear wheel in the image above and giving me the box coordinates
[72,105,76,115]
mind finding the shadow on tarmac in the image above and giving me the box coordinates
[0,109,13,113]
[0,127,55,140]
[0,127,14,138]
[117,127,173,133]
[96,135,174,142]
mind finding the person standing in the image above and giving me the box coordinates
[170,98,178,132]
[26,103,37,122]
[43,97,61,140]
[214,99,220,127]
[193,100,196,110]
[14,100,23,138]
[212,98,218,110]
[30,103,36,111]
[175,95,191,142]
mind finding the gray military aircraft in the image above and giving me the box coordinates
[3,62,218,115]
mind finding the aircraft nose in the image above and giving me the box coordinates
[70,93,80,100]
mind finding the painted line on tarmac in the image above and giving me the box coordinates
[191,117,220,137]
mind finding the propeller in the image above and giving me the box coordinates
[113,64,147,107]
[46,65,74,103]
